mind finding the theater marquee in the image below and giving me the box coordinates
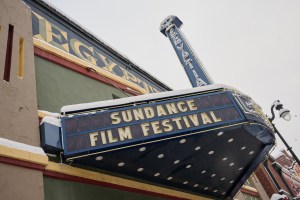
[37,85,276,198]
[62,90,246,157]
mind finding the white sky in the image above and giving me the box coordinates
[47,0,300,157]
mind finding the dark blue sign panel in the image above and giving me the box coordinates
[62,92,245,156]
[166,26,213,87]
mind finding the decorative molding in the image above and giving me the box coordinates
[0,138,48,166]
[232,90,274,132]
[45,162,209,200]
[33,39,146,95]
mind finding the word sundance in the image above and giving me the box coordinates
[89,100,223,147]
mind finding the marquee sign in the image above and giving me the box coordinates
[62,90,245,157]
[38,85,276,198]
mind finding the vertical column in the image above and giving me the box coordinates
[160,16,213,87]
[0,0,45,200]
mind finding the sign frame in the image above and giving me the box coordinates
[61,91,246,158]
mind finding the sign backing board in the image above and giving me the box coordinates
[62,91,244,157]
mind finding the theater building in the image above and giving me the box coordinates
[0,0,280,199]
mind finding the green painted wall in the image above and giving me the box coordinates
[44,177,165,200]
[35,56,130,112]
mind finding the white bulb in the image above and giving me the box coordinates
[280,109,291,121]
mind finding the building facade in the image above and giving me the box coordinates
[0,0,287,200]
[255,150,300,199]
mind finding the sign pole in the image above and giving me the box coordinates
[160,16,214,87]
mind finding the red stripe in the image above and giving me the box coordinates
[34,47,140,96]
[44,170,188,200]
[0,155,188,199]
[240,187,259,197]
[0,156,45,171]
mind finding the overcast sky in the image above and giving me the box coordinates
[47,0,300,157]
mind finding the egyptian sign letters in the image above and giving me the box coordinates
[30,5,164,93]
[62,92,244,156]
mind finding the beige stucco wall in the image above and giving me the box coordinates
[0,1,44,199]
[0,0,40,146]
[0,162,45,200]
